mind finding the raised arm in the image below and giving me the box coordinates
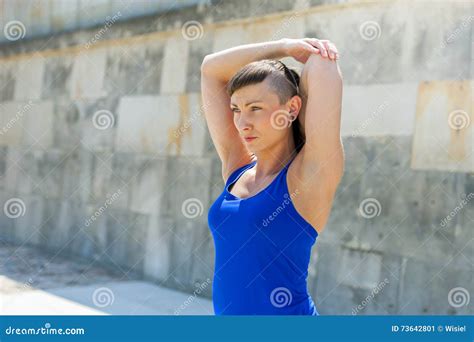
[299,52,344,187]
[200,40,290,182]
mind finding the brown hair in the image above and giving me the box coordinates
[226,59,305,153]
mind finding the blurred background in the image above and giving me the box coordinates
[0,0,472,315]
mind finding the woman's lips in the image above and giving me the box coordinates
[244,137,257,142]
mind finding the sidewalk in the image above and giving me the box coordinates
[0,241,213,315]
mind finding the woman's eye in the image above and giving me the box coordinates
[251,107,261,111]
[231,108,240,113]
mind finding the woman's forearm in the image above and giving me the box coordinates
[201,39,287,82]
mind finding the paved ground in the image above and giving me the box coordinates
[0,241,213,315]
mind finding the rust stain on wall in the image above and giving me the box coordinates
[167,94,191,155]
[412,80,472,172]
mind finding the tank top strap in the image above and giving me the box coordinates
[225,160,257,188]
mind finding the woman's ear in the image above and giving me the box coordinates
[288,95,303,116]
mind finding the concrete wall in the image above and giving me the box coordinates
[0,0,472,315]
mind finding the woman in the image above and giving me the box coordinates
[201,38,344,315]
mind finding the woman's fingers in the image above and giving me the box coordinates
[303,38,339,60]
[303,38,329,58]
[321,40,338,60]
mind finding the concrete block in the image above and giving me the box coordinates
[78,96,119,153]
[52,98,83,152]
[21,100,54,149]
[0,61,16,102]
[90,152,114,203]
[144,215,173,282]
[115,95,181,155]
[12,194,45,246]
[130,156,166,215]
[411,80,472,172]
[104,42,164,96]
[176,93,208,157]
[0,191,16,243]
[14,54,45,101]
[39,199,73,251]
[70,48,107,99]
[341,83,418,137]
[50,0,79,33]
[337,247,383,289]
[78,0,112,28]
[104,210,148,276]
[160,36,189,94]
[212,25,245,53]
[399,257,473,314]
[0,101,27,146]
[60,147,94,204]
[13,149,65,199]
[107,152,136,210]
[0,146,7,188]
[42,56,74,99]
[186,33,213,93]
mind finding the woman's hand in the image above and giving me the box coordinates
[282,38,339,64]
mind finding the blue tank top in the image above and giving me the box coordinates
[207,156,319,315]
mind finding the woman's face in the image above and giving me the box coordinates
[230,78,298,152]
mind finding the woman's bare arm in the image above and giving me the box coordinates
[201,40,288,82]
